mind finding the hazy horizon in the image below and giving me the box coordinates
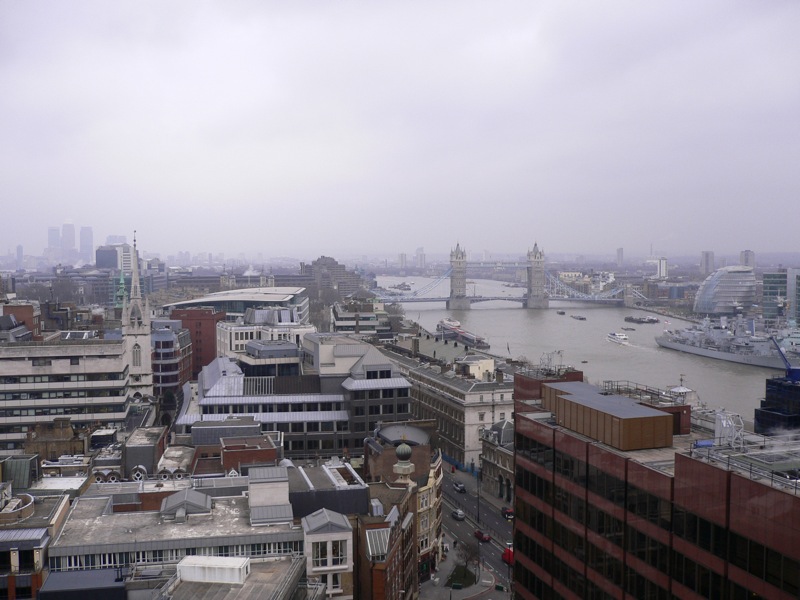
[2,2,799,259]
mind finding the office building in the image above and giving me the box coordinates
[60,223,75,257]
[693,266,756,315]
[409,354,515,470]
[47,227,60,252]
[216,306,316,356]
[79,226,93,263]
[415,247,426,269]
[0,337,132,452]
[514,380,800,599]
[700,251,715,276]
[169,307,226,379]
[0,483,70,599]
[657,257,668,279]
[762,268,800,323]
[740,249,756,269]
[165,287,310,323]
[616,247,623,269]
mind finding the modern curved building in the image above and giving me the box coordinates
[165,287,310,323]
[693,266,756,315]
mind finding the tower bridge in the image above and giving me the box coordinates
[375,243,628,308]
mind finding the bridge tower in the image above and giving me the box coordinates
[526,242,549,309]
[447,243,471,310]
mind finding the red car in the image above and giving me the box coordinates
[474,529,491,543]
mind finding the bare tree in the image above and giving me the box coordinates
[456,538,481,577]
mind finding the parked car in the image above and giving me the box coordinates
[451,509,465,521]
[453,481,466,493]
[474,529,491,543]
[501,507,514,520]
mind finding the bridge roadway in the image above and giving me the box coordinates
[381,295,623,305]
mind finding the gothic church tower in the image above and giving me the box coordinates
[122,233,153,398]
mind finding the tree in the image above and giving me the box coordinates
[456,538,481,578]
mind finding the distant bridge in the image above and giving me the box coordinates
[374,262,627,306]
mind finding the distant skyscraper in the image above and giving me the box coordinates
[47,227,60,251]
[15,245,23,270]
[399,253,407,269]
[106,234,127,245]
[700,251,715,276]
[657,257,668,279]
[61,223,75,255]
[415,247,426,269]
[616,247,623,268]
[740,249,756,268]
[79,226,94,264]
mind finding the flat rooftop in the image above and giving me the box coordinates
[169,557,304,600]
[50,496,297,555]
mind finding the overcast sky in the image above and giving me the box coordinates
[1,2,798,262]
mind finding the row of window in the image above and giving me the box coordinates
[1,372,126,385]
[49,540,304,571]
[0,404,127,418]
[518,456,794,598]
[354,403,411,416]
[0,388,127,401]
[352,388,409,400]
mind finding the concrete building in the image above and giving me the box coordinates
[79,226,93,264]
[0,483,70,599]
[216,306,316,356]
[177,334,413,459]
[302,508,355,599]
[700,250,715,276]
[740,249,756,269]
[165,287,310,322]
[0,338,132,452]
[408,354,514,471]
[479,419,514,504]
[330,301,391,338]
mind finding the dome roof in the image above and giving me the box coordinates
[396,442,412,462]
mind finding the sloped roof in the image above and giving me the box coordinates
[160,488,212,517]
[250,503,293,526]
[366,527,390,560]
[302,508,352,535]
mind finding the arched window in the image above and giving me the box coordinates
[133,343,141,367]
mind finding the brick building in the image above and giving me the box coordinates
[170,307,225,379]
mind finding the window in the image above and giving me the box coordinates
[499,412,505,420]
[70,357,80,365]
[312,542,328,567]
[132,344,142,367]
[479,412,485,422]
[332,540,346,566]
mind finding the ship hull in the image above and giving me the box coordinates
[655,335,785,369]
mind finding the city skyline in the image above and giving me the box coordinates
[1,2,799,259]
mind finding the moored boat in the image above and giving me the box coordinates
[654,316,800,370]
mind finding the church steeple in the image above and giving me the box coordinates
[122,231,153,399]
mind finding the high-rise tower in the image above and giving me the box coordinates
[80,226,94,264]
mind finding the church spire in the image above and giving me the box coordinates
[130,230,142,301]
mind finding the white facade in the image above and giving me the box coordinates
[217,307,317,356]
[0,339,131,451]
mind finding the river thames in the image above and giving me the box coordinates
[378,276,777,423]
